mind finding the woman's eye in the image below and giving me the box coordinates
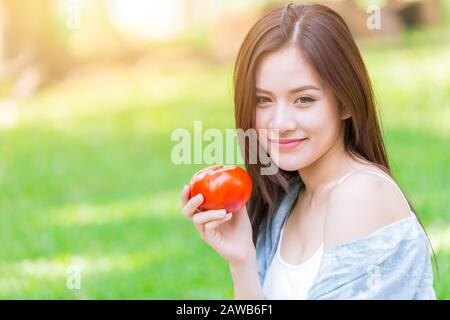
[295,96,315,104]
[256,97,271,105]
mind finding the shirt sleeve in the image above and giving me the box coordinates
[307,217,436,300]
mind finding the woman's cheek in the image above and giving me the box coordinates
[255,108,271,128]
[255,108,272,129]
[302,102,332,132]
[255,110,270,152]
[300,106,340,154]
[257,128,268,152]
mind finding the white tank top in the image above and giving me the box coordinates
[262,219,324,300]
[262,170,410,300]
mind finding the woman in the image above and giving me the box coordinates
[180,3,436,299]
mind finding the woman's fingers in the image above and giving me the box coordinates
[191,210,232,239]
[182,193,204,219]
[192,209,228,225]
[180,184,190,207]
[191,209,226,236]
[180,184,233,243]
[204,213,233,240]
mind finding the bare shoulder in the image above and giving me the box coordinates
[323,170,412,250]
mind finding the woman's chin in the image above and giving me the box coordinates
[265,149,313,172]
[275,159,309,172]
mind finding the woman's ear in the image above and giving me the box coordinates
[340,104,352,120]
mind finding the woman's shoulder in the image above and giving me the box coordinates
[323,167,412,250]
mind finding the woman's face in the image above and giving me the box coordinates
[255,46,348,172]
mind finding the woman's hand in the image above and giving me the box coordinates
[180,184,255,265]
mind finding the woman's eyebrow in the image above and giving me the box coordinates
[256,85,321,94]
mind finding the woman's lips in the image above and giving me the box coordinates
[269,138,308,151]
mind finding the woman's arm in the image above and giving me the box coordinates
[229,247,264,300]
[181,186,262,299]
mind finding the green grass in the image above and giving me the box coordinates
[0,38,448,299]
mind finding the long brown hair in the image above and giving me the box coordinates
[233,2,437,276]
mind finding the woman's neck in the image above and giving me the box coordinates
[298,137,353,200]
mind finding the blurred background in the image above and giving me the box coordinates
[0,0,448,299]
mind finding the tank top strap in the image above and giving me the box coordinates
[337,171,355,185]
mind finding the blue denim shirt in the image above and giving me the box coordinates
[256,177,436,299]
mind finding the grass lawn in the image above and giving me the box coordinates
[0,36,448,299]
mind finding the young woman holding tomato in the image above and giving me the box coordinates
[181,3,436,300]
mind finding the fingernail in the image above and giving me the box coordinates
[195,193,203,201]
[226,213,232,219]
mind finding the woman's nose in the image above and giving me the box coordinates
[268,104,296,134]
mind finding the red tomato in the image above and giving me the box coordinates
[189,165,252,213]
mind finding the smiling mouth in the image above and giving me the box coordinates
[269,138,308,144]
[267,137,308,151]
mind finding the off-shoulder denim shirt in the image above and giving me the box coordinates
[255,176,436,300]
